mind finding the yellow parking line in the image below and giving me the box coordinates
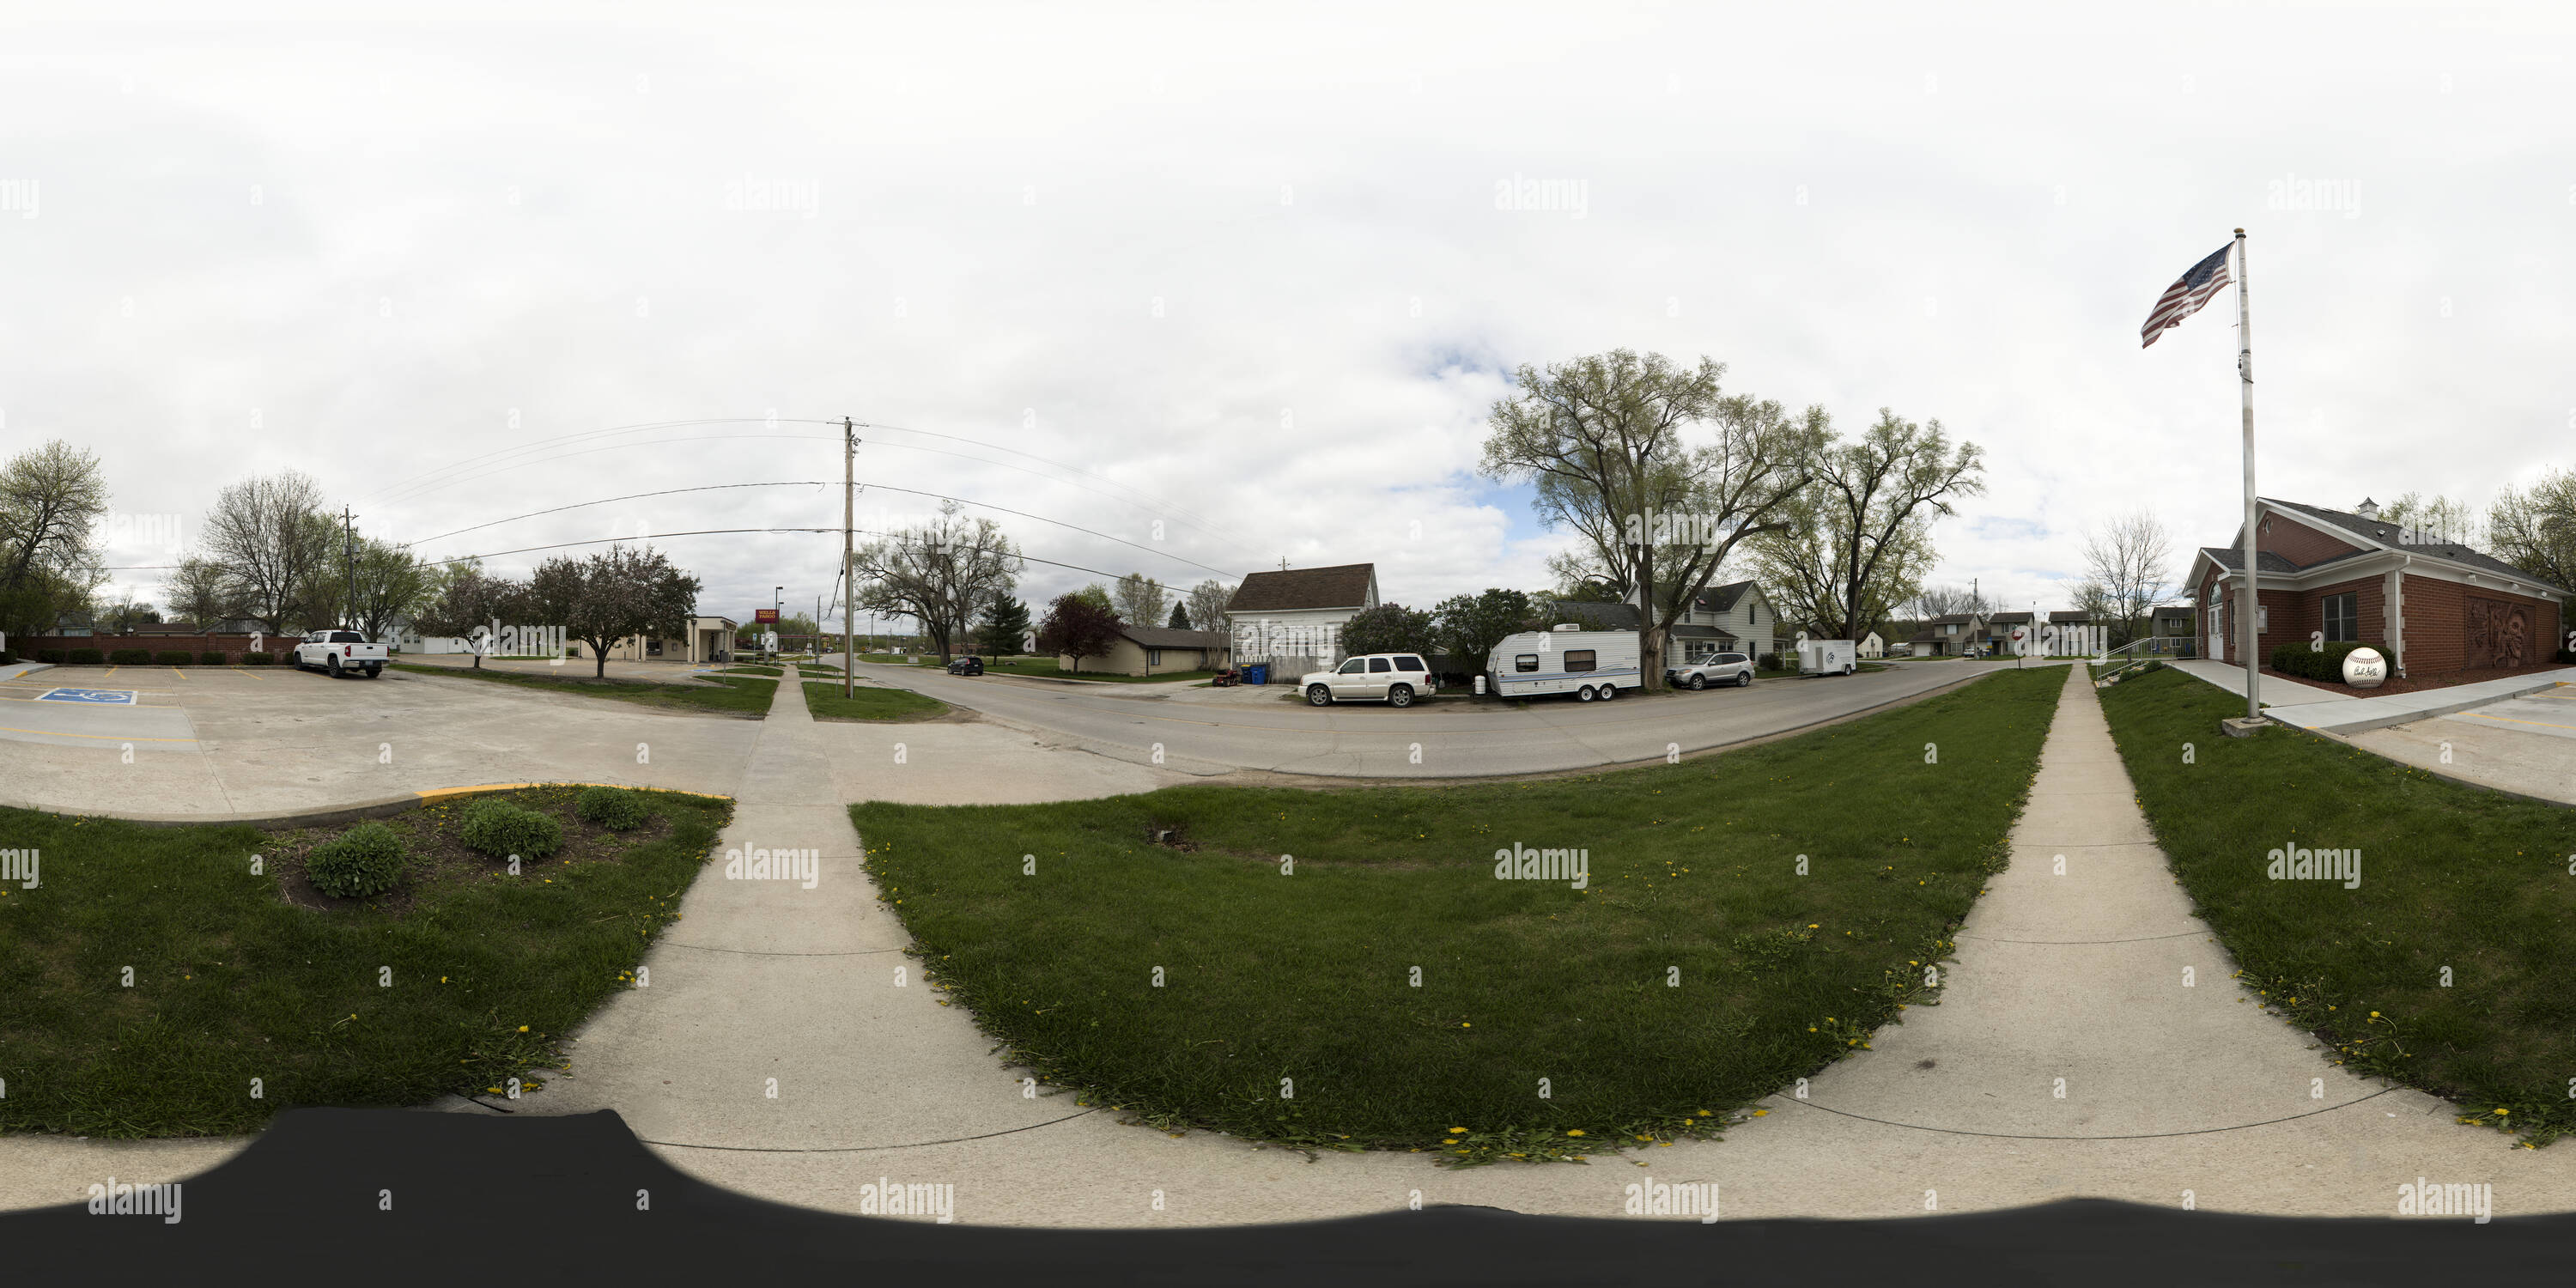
[104,666,118,677]
[2463,711,2576,732]
[171,668,189,680]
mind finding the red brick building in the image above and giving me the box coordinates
[2189,498,2567,677]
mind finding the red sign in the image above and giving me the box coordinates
[754,609,780,623]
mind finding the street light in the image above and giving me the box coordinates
[773,586,783,659]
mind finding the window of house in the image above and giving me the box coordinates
[1945,623,1958,635]
[2322,592,2357,642]
[1564,650,1598,672]
[1515,654,1539,672]
[1147,648,1163,665]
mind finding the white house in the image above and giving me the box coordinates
[1857,631,1885,659]
[1225,563,1379,676]
[1657,580,1784,662]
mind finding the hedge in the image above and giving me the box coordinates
[200,650,228,665]
[69,648,104,665]
[108,648,153,665]
[37,649,63,665]
[153,650,192,665]
[2268,640,2372,683]
[243,652,274,665]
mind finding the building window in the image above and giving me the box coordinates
[1515,654,1539,672]
[2322,593,2357,642]
[1147,648,1163,665]
[2257,605,2269,633]
[1564,650,1598,672]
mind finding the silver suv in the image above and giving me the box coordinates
[1301,653,1438,707]
[1666,651,1753,690]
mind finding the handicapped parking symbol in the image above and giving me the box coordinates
[38,688,139,704]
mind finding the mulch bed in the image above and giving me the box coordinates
[2255,661,2572,699]
[262,789,674,915]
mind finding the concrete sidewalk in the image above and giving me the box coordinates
[2166,659,2352,708]
[2267,668,2576,735]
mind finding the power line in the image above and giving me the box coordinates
[422,526,1156,585]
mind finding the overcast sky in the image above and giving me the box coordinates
[7,1,2573,627]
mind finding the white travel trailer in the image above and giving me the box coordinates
[1485,625,1643,702]
[1796,638,1858,675]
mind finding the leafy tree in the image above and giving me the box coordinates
[853,501,1022,663]
[1185,580,1233,635]
[1167,601,1191,629]
[977,593,1033,656]
[1338,603,1437,658]
[163,556,232,629]
[2382,492,2483,548]
[0,440,111,640]
[411,563,530,669]
[529,544,702,677]
[1480,349,1823,688]
[1074,582,1116,616]
[1036,592,1122,672]
[1114,572,1169,628]
[1432,588,1535,670]
[349,538,434,644]
[2487,470,2576,603]
[1749,410,1984,641]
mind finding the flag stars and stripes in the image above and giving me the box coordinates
[2141,243,2235,347]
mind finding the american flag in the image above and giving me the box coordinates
[2140,243,2234,348]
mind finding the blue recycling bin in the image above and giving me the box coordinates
[1243,664,1268,685]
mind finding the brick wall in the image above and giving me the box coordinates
[2398,577,2561,673]
[2260,513,2362,568]
[30,634,264,662]
[2308,574,2386,649]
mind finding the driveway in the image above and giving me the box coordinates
[822,653,2052,778]
[2348,682,2576,805]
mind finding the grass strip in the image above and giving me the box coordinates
[803,681,949,722]
[852,666,2063,1163]
[2097,666,2576,1146]
[390,662,775,718]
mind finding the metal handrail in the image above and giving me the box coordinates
[2095,634,2197,681]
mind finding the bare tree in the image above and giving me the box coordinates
[0,439,112,641]
[1480,350,1824,688]
[2381,492,2483,549]
[1903,583,1990,619]
[196,471,337,635]
[1185,579,1233,636]
[853,501,1023,663]
[2081,510,2174,647]
[1113,572,1168,628]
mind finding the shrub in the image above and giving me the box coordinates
[243,652,274,665]
[155,650,193,665]
[37,649,63,665]
[306,822,410,898]
[200,650,228,665]
[575,785,649,830]
[1757,652,1783,671]
[69,648,105,665]
[457,797,564,860]
[2559,647,2576,665]
[0,648,12,665]
[2269,641,2372,683]
[107,647,150,665]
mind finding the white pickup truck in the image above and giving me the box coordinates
[289,629,388,678]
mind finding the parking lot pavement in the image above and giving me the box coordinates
[2348,683,2576,805]
[0,665,767,818]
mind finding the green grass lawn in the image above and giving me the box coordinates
[802,681,949,722]
[2097,666,2576,1146]
[391,662,777,718]
[0,786,730,1136]
[852,666,2062,1163]
[718,663,783,677]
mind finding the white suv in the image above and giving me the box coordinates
[1301,653,1438,707]
[1667,651,1754,690]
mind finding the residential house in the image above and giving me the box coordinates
[2189,497,2568,676]
[1063,625,1232,677]
[1225,563,1379,676]
[1657,580,1784,663]
[1906,612,1986,656]
[2148,605,2194,643]
[1857,631,1885,659]
[1985,611,2038,654]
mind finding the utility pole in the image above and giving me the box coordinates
[343,506,357,635]
[843,416,859,698]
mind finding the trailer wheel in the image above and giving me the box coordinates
[1576,685,1596,702]
[1599,683,1618,701]
[1306,683,1333,707]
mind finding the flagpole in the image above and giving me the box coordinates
[2234,228,2260,720]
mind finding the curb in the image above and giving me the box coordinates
[2269,671,2576,736]
[0,782,737,830]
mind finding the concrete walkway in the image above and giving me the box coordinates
[2267,667,2576,735]
[2166,658,2352,708]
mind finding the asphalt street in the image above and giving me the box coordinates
[823,654,2055,777]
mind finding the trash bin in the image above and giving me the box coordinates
[1243,664,1268,685]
